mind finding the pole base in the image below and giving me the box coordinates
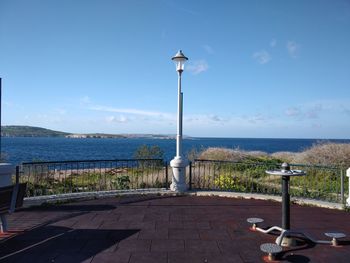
[170,157,188,193]
[276,235,297,247]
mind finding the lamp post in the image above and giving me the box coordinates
[170,50,188,192]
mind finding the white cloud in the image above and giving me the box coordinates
[185,114,228,125]
[80,96,91,104]
[186,60,209,75]
[209,115,224,122]
[203,45,214,54]
[53,109,67,115]
[3,101,15,107]
[342,107,350,116]
[285,104,324,120]
[252,50,271,64]
[270,39,277,47]
[286,41,300,58]
[246,114,269,123]
[90,105,171,117]
[305,104,323,119]
[285,107,301,117]
[106,115,128,123]
[311,123,322,129]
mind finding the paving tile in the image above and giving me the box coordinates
[116,239,151,252]
[106,229,140,241]
[238,248,264,263]
[72,221,103,229]
[52,252,94,263]
[3,195,350,263]
[93,213,121,222]
[0,251,61,263]
[183,220,211,230]
[199,229,231,240]
[184,240,220,252]
[119,213,145,222]
[167,252,243,263]
[169,213,196,221]
[151,239,184,252]
[129,252,167,263]
[81,239,118,253]
[99,221,130,229]
[68,228,111,240]
[218,240,251,253]
[143,212,170,222]
[91,251,131,263]
[168,228,200,240]
[128,221,155,230]
[138,229,168,239]
[227,229,256,240]
[156,220,183,229]
[209,221,230,230]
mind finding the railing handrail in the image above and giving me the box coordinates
[17,158,170,198]
[193,159,343,170]
[21,158,165,165]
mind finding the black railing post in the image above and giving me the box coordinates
[16,165,20,184]
[165,161,169,190]
[189,161,192,190]
[341,169,344,204]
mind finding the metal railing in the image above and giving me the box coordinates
[13,158,349,205]
[189,160,348,204]
[16,159,170,197]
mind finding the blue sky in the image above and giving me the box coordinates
[1,0,350,138]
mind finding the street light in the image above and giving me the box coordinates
[170,50,188,192]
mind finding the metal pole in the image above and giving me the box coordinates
[176,71,182,158]
[282,175,290,230]
[170,51,188,193]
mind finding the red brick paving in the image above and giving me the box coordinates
[0,194,349,262]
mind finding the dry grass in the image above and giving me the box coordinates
[198,147,248,161]
[197,147,271,162]
[291,142,350,167]
[271,152,296,163]
[196,143,350,167]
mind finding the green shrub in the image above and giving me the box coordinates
[214,175,246,192]
[113,175,130,190]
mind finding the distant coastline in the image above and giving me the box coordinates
[65,133,176,139]
[3,136,350,165]
[0,125,179,139]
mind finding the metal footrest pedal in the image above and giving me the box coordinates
[260,243,282,262]
[324,232,346,246]
[247,217,264,231]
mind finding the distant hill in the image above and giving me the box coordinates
[1,126,69,137]
[0,125,187,139]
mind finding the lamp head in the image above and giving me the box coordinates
[172,50,188,72]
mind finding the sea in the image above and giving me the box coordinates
[2,137,350,165]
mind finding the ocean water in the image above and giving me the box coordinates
[2,137,350,165]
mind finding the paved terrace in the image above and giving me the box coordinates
[0,194,349,263]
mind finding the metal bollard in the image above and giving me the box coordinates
[281,163,290,231]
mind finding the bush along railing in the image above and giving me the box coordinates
[17,159,170,197]
[189,160,348,204]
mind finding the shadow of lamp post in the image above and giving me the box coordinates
[170,50,188,192]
